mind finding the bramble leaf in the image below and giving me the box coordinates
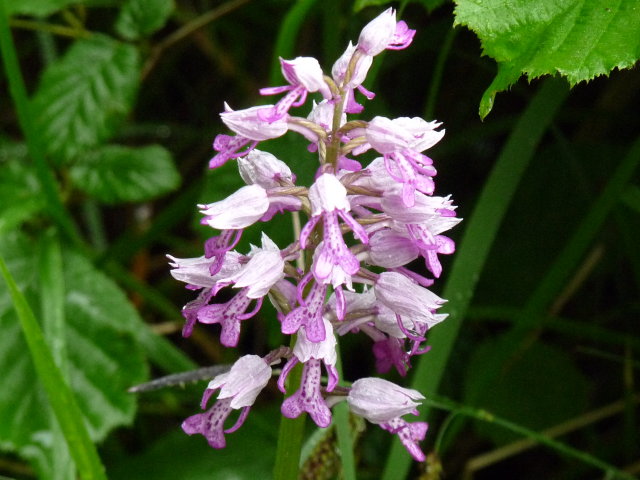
[70,144,180,204]
[31,35,140,164]
[0,233,147,453]
[454,0,640,117]
[0,139,44,233]
[115,0,174,40]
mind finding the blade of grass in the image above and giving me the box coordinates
[38,231,76,479]
[0,1,84,250]
[381,77,569,480]
[39,231,67,371]
[0,256,107,480]
[268,0,318,86]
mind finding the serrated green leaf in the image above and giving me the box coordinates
[115,0,174,40]
[0,233,148,452]
[20,425,75,480]
[5,0,78,17]
[0,140,44,233]
[454,0,640,117]
[31,35,140,164]
[463,337,589,445]
[70,144,180,203]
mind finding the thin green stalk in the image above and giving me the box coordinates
[0,1,85,250]
[426,395,637,480]
[381,78,569,480]
[0,256,107,480]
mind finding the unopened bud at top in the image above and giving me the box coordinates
[357,8,397,56]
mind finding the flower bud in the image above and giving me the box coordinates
[348,377,424,423]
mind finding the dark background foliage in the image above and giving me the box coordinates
[1,0,639,479]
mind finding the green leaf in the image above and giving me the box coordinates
[4,0,78,17]
[115,0,174,40]
[454,0,640,117]
[20,424,75,480]
[0,241,108,480]
[31,35,140,164]
[0,140,44,233]
[463,337,589,445]
[70,144,180,204]
[0,233,148,453]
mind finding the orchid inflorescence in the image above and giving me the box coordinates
[168,8,460,462]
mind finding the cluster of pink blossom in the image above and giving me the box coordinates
[169,8,460,462]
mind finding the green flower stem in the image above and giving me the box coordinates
[273,358,306,480]
[425,395,637,480]
[0,256,107,480]
[381,77,569,480]
[0,1,85,251]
